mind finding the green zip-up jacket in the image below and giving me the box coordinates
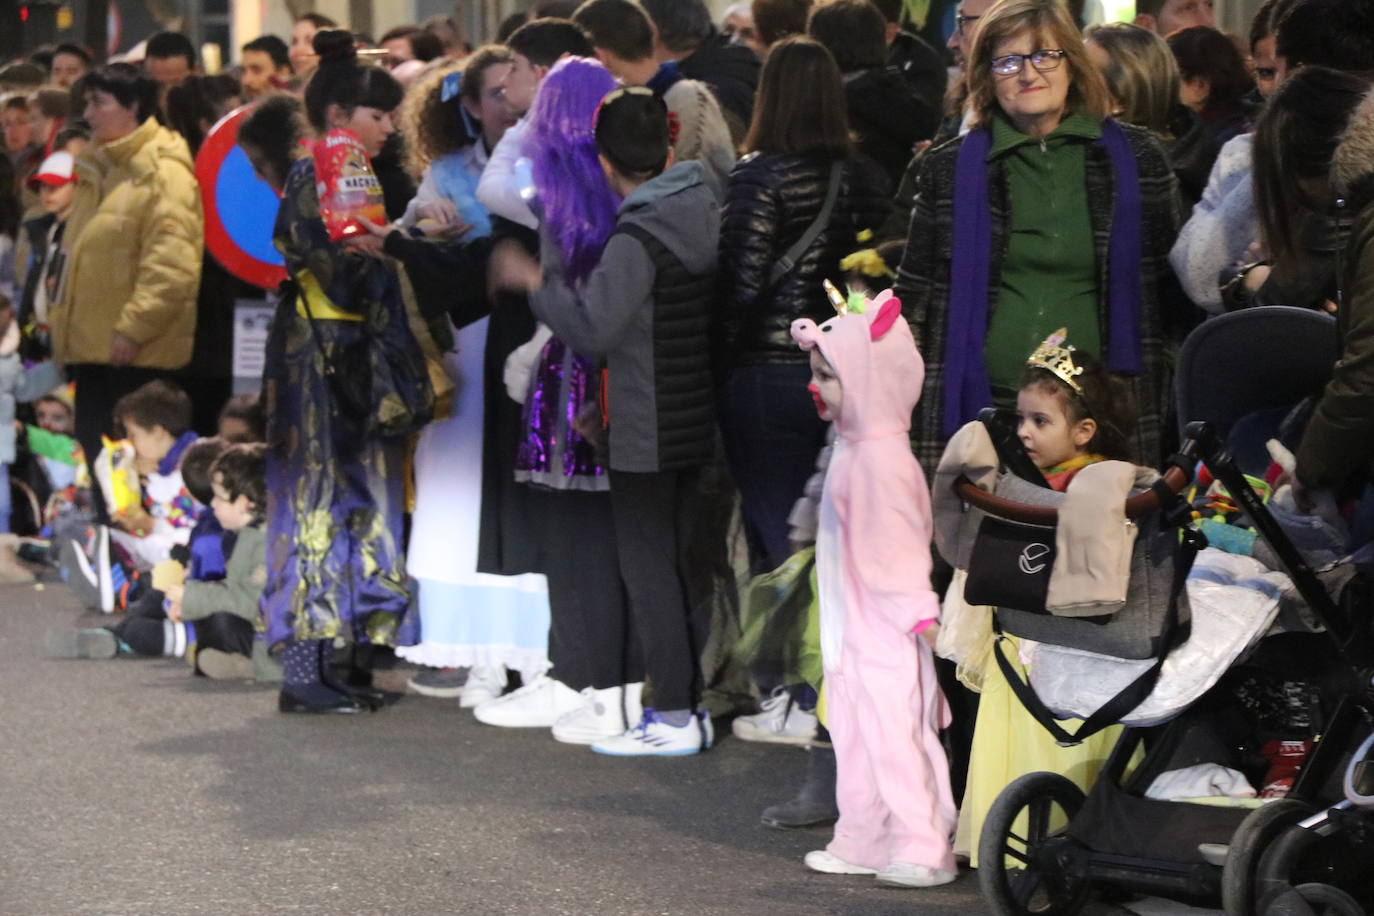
[180,523,265,626]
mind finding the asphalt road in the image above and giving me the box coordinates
[2,577,1210,916]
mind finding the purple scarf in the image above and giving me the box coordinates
[941,118,1142,437]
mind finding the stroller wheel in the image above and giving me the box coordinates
[1253,817,1374,912]
[1221,798,1314,916]
[1260,883,1365,916]
[978,772,1089,916]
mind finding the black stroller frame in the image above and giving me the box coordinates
[962,419,1374,916]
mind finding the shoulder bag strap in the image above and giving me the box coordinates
[768,160,844,289]
[993,527,1205,747]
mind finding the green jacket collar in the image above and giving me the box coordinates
[987,111,1103,160]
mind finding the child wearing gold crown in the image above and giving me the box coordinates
[952,329,1138,864]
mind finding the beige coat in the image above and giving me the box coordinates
[52,117,203,369]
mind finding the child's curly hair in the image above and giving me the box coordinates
[399,45,512,176]
[1019,348,1137,463]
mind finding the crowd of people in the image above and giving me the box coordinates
[5,0,1374,892]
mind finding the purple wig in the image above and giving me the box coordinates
[523,57,621,285]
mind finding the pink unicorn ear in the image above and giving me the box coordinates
[869,297,902,341]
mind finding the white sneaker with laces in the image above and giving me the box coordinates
[803,850,877,876]
[590,708,713,757]
[552,682,644,745]
[875,862,957,887]
[458,665,506,709]
[732,687,818,746]
[473,674,581,727]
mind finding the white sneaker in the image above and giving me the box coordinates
[803,850,877,876]
[732,687,818,746]
[875,862,957,888]
[551,682,643,745]
[590,708,713,757]
[458,665,506,708]
[473,674,581,727]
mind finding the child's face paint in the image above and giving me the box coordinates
[808,349,842,421]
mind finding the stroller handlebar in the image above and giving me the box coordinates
[952,465,1192,525]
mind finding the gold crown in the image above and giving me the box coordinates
[1027,328,1084,395]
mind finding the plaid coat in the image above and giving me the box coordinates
[895,120,1185,477]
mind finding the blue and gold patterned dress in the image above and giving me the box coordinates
[259,157,413,651]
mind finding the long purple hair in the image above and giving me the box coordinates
[524,57,620,285]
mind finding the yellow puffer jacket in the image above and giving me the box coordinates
[52,117,203,369]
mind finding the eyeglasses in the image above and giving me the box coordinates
[990,48,1066,76]
[956,13,981,31]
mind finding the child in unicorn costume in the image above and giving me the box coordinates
[790,287,957,888]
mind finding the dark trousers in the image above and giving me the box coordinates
[538,488,641,691]
[69,364,175,521]
[112,587,254,658]
[608,467,711,712]
[719,364,829,575]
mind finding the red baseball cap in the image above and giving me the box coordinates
[34,151,76,186]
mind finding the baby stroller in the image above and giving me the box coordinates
[958,307,1374,915]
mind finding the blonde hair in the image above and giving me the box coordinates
[964,0,1110,130]
[1084,22,1178,138]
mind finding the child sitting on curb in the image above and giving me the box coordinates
[62,380,200,611]
[165,443,277,682]
[47,442,281,684]
[47,437,227,662]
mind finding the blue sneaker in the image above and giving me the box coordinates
[590,707,713,757]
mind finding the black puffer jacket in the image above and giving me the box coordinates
[719,151,893,368]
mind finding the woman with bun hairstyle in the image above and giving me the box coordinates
[257,30,421,716]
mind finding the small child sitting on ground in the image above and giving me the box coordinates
[47,437,229,661]
[63,380,200,611]
[46,441,280,682]
[164,443,275,681]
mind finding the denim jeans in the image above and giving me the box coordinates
[719,363,829,576]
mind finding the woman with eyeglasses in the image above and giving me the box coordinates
[897,0,1182,479]
[893,0,1183,865]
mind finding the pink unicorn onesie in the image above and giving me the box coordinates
[790,288,957,888]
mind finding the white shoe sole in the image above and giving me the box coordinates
[553,722,629,745]
[590,742,703,757]
[407,679,466,699]
[803,851,877,875]
[731,719,817,746]
[875,867,957,888]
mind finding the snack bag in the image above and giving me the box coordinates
[95,436,141,517]
[313,128,386,241]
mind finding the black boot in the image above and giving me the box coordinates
[321,644,388,711]
[760,745,838,828]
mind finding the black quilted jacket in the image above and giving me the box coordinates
[718,151,893,369]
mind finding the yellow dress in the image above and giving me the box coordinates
[955,635,1124,867]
